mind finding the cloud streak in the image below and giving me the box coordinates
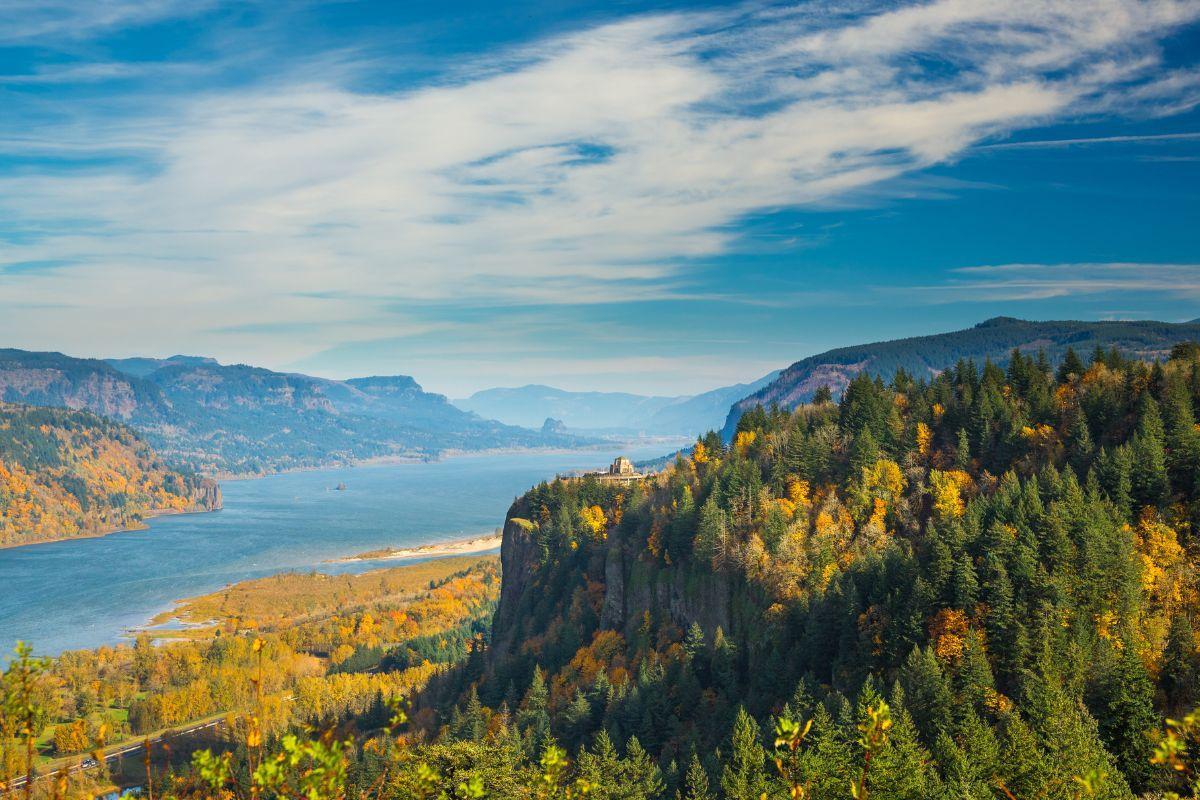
[890,262,1200,304]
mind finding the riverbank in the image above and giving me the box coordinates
[333,532,503,563]
[0,504,222,552]
[143,553,500,635]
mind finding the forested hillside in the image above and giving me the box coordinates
[0,403,219,547]
[726,317,1200,437]
[0,349,586,475]
[418,341,1200,798]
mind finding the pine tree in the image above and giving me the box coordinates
[694,496,729,569]
[622,737,666,800]
[865,684,940,800]
[953,630,995,716]
[997,712,1052,800]
[462,686,486,742]
[850,428,881,478]
[955,428,971,470]
[1067,410,1095,475]
[1131,394,1170,509]
[950,553,979,610]
[1086,640,1158,792]
[1022,673,1133,799]
[898,647,952,746]
[720,708,768,800]
[1057,348,1086,383]
[1161,614,1200,714]
[563,689,593,749]
[681,753,713,800]
[517,666,551,751]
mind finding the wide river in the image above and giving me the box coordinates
[0,447,670,657]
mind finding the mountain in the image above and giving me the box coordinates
[456,372,778,436]
[724,316,1200,437]
[0,348,169,420]
[0,402,220,547]
[644,370,779,434]
[454,385,683,431]
[0,349,586,475]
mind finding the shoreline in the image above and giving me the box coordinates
[329,532,503,563]
[0,505,221,552]
[215,438,686,481]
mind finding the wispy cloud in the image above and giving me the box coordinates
[0,0,1198,385]
[0,0,218,44]
[977,132,1200,149]
[888,262,1200,304]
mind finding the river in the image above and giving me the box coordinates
[0,446,671,657]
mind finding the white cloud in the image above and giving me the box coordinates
[892,262,1200,303]
[0,0,1198,384]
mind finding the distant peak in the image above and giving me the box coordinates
[974,316,1024,328]
[166,355,219,365]
[346,375,420,390]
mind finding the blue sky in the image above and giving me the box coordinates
[1,0,1198,396]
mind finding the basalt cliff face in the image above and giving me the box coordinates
[489,491,741,672]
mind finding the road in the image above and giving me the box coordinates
[2,717,224,793]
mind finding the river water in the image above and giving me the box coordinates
[0,447,669,657]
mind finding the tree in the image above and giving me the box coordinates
[865,685,940,800]
[720,708,768,800]
[1058,348,1086,383]
[1086,641,1158,792]
[1131,395,1170,509]
[681,752,714,800]
[694,496,730,569]
[1162,614,1200,715]
[517,666,551,751]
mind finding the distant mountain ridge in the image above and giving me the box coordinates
[0,349,586,475]
[724,316,1200,437]
[456,371,778,435]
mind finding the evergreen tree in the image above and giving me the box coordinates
[1086,641,1158,792]
[1161,614,1200,714]
[517,666,551,751]
[720,708,768,800]
[955,428,971,471]
[867,685,940,800]
[1057,347,1086,383]
[1130,394,1170,509]
[898,647,952,746]
[681,753,714,800]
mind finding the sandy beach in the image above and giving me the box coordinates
[333,533,503,563]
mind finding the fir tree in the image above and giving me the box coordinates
[720,708,768,800]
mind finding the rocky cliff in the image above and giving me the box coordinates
[488,484,744,678]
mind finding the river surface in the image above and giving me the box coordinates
[0,447,670,657]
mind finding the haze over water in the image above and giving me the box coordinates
[0,448,668,657]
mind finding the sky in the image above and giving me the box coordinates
[1,0,1198,398]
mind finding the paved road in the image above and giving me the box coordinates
[2,717,224,792]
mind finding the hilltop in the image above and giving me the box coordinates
[0,403,220,547]
[724,317,1200,437]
